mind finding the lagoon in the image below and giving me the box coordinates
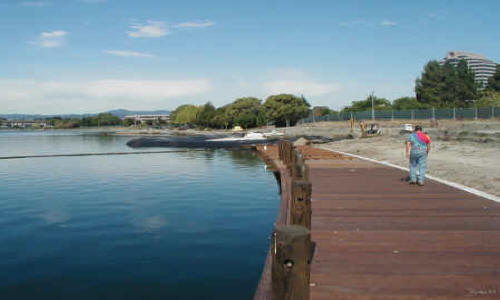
[0,130,279,299]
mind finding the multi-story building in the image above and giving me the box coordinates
[123,114,170,125]
[441,51,497,89]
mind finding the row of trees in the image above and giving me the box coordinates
[342,62,500,112]
[45,113,122,128]
[341,94,432,112]
[170,94,311,129]
[5,63,498,129]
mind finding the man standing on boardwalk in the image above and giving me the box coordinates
[405,125,431,185]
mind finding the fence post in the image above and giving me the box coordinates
[272,225,311,300]
[291,179,312,230]
[475,107,478,120]
[432,107,435,120]
[453,108,456,120]
[492,107,495,119]
[391,110,394,121]
[279,141,293,165]
[411,110,414,121]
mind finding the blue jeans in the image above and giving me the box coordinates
[409,151,427,183]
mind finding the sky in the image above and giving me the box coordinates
[1,0,499,114]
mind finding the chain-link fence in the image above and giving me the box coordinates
[301,107,500,123]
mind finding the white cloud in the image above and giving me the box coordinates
[0,79,211,113]
[85,79,210,99]
[173,20,215,28]
[36,30,67,48]
[264,80,340,97]
[380,20,397,27]
[127,21,168,38]
[338,19,370,27]
[22,1,50,7]
[103,50,155,58]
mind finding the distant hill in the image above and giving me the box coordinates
[0,109,170,120]
[0,113,92,120]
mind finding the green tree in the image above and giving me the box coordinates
[392,97,430,110]
[196,102,216,127]
[486,65,500,91]
[54,118,80,129]
[208,106,229,129]
[415,60,444,107]
[261,94,310,127]
[225,97,262,128]
[312,106,335,117]
[80,113,121,127]
[416,59,478,108]
[476,91,500,107]
[440,61,459,107]
[96,113,122,126]
[123,118,135,127]
[455,59,478,106]
[80,116,96,127]
[171,104,200,125]
[342,94,391,112]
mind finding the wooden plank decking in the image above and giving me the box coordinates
[255,145,500,299]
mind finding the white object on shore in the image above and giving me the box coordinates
[206,131,266,142]
[262,130,284,137]
[320,148,500,203]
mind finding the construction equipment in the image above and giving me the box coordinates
[367,123,382,136]
[360,121,381,137]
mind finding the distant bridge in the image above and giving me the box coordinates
[123,114,170,124]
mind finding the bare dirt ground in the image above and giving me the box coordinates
[286,120,500,196]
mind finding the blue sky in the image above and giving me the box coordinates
[1,0,499,114]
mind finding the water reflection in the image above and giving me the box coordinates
[227,149,262,167]
[132,215,168,232]
[40,210,71,225]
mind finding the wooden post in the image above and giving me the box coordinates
[279,141,292,164]
[279,142,284,161]
[283,142,290,165]
[291,179,312,230]
[290,147,297,167]
[303,164,309,182]
[284,142,293,165]
[291,162,301,179]
[291,152,307,179]
[272,225,311,300]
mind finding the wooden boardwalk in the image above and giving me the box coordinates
[255,145,500,300]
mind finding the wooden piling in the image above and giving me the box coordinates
[290,180,312,230]
[272,225,311,300]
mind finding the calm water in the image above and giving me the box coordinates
[0,130,279,299]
